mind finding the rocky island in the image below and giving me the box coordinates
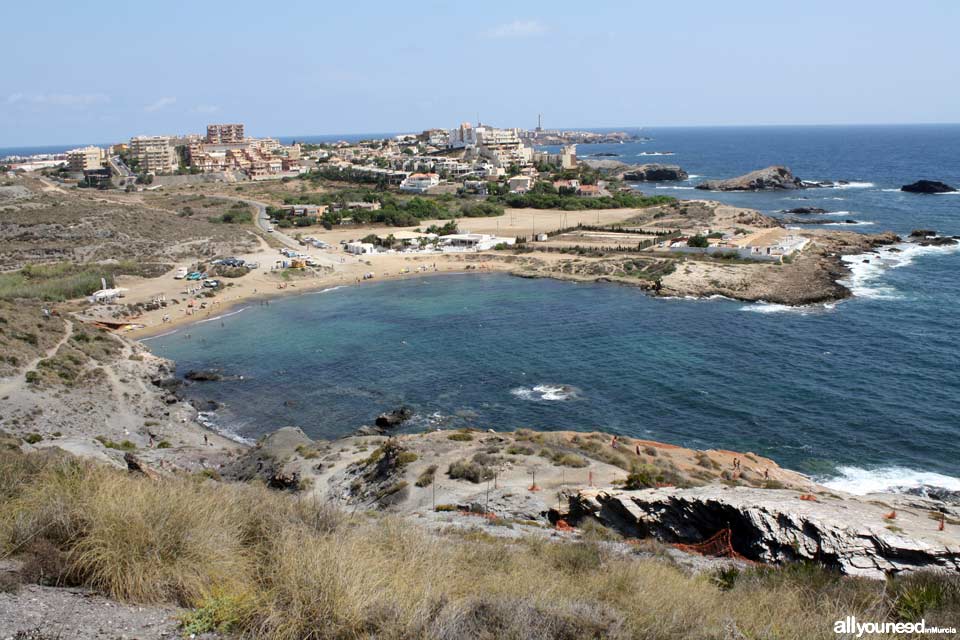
[620,163,689,181]
[696,165,807,191]
[901,180,958,194]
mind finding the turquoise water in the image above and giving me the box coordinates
[149,125,960,494]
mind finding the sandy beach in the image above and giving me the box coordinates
[114,205,649,339]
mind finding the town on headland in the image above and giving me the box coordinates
[2,119,959,637]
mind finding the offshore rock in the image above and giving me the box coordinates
[901,180,957,194]
[697,166,805,191]
[568,486,960,578]
[621,164,689,182]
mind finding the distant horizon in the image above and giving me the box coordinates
[4,121,960,155]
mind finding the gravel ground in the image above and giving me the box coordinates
[0,584,192,640]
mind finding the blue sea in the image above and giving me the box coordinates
[148,125,960,495]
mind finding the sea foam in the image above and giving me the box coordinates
[511,384,578,401]
[839,241,959,300]
[822,465,960,495]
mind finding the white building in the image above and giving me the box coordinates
[448,122,479,148]
[508,175,533,193]
[344,242,376,255]
[441,233,516,252]
[400,172,440,193]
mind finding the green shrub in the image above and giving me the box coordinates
[506,445,534,456]
[94,436,136,451]
[24,433,43,445]
[448,459,494,484]
[447,432,474,442]
[397,451,418,466]
[179,589,248,634]
[415,465,438,487]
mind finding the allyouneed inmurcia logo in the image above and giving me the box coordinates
[835,617,957,637]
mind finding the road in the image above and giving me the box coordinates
[211,195,346,268]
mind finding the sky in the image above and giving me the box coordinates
[2,0,958,146]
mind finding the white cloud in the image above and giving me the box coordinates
[145,96,176,112]
[485,20,547,39]
[193,104,220,114]
[6,93,109,106]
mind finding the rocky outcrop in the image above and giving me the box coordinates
[220,426,311,489]
[908,229,959,246]
[621,164,689,182]
[183,369,222,382]
[697,166,806,191]
[901,180,957,194]
[375,406,413,429]
[783,207,828,214]
[568,487,960,578]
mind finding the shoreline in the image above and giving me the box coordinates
[132,264,499,340]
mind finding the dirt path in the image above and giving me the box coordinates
[0,318,73,397]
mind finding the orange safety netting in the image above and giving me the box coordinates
[672,528,753,562]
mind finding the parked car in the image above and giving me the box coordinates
[186,272,205,281]
[174,268,188,279]
[202,279,220,288]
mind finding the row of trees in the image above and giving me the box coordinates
[490,189,675,211]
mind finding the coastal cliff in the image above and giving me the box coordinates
[568,487,960,578]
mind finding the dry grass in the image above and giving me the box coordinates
[1,449,956,639]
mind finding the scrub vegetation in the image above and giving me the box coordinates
[2,448,957,640]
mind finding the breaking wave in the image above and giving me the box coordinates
[821,465,960,495]
[511,384,579,401]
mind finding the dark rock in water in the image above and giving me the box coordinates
[918,237,958,246]
[697,166,805,191]
[783,207,828,214]
[375,406,414,429]
[190,398,220,411]
[590,152,620,157]
[184,369,222,382]
[909,228,958,246]
[622,164,689,182]
[900,485,960,505]
[802,179,850,188]
[901,180,957,194]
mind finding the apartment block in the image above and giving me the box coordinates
[129,135,179,174]
[66,146,105,172]
[206,123,245,144]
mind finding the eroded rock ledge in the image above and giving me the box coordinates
[568,486,960,578]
